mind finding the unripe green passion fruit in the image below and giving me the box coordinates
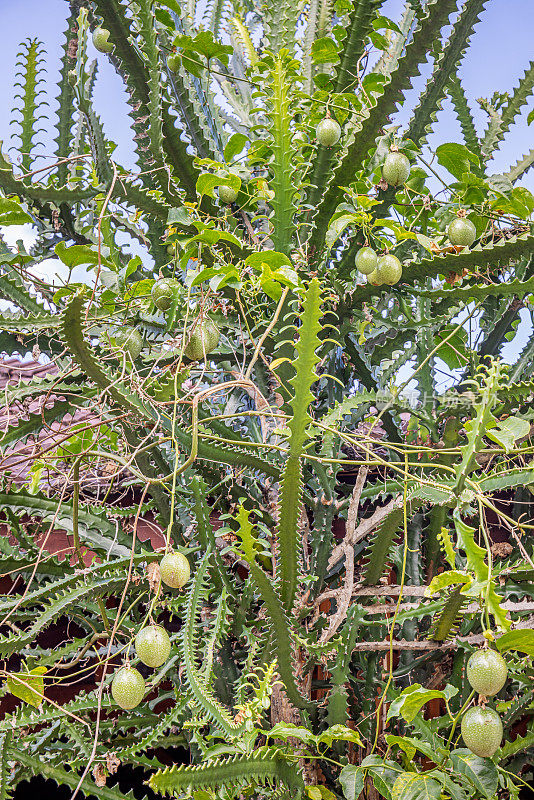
[466,649,508,697]
[355,247,378,275]
[367,270,383,286]
[448,217,476,247]
[160,552,190,588]
[376,254,402,285]
[111,666,145,710]
[93,28,113,54]
[167,53,180,72]
[316,118,341,147]
[218,185,238,204]
[184,317,220,360]
[135,624,171,668]
[382,151,410,187]
[113,328,144,359]
[461,706,503,758]
[151,277,180,311]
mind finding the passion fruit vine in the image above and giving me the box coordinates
[466,649,508,696]
[92,28,113,54]
[316,117,341,147]
[184,318,220,360]
[135,624,171,668]
[111,666,145,710]
[461,706,503,758]
[160,551,191,588]
[382,151,410,187]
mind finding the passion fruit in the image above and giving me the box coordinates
[167,53,180,72]
[93,28,113,54]
[151,278,180,311]
[448,217,476,247]
[466,649,508,697]
[355,247,378,276]
[160,552,191,589]
[135,624,171,668]
[316,118,341,147]
[111,666,145,710]
[461,706,503,758]
[184,317,220,360]
[382,151,410,187]
[367,270,383,286]
[376,254,402,285]
[218,185,238,204]
[114,328,144,359]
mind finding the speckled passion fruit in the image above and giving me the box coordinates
[217,185,238,204]
[113,328,144,359]
[448,217,476,247]
[135,625,171,668]
[375,254,402,285]
[355,247,378,276]
[316,117,341,147]
[111,666,145,710]
[160,552,191,589]
[466,649,508,697]
[461,706,503,758]
[183,318,220,360]
[382,151,410,187]
[151,278,180,312]
[367,270,383,286]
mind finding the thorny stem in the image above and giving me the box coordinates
[71,458,110,633]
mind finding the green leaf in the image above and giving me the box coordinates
[311,37,339,64]
[485,415,530,452]
[450,750,498,799]
[264,723,314,744]
[0,198,33,225]
[496,628,534,655]
[316,725,362,748]
[387,684,446,723]
[385,735,439,763]
[339,765,364,800]
[196,172,241,199]
[6,667,46,708]
[425,570,472,596]
[392,772,442,800]
[436,142,479,179]
[326,213,358,249]
[55,241,106,268]
[224,133,247,163]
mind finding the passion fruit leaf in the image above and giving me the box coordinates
[435,142,479,179]
[387,684,447,724]
[449,750,498,799]
[0,198,33,226]
[316,725,362,748]
[196,172,241,200]
[338,765,364,800]
[223,133,247,163]
[6,667,46,708]
[311,37,339,65]
[485,415,530,452]
[391,772,442,800]
[496,628,534,655]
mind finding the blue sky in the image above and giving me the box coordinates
[0,0,532,183]
[0,0,532,375]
